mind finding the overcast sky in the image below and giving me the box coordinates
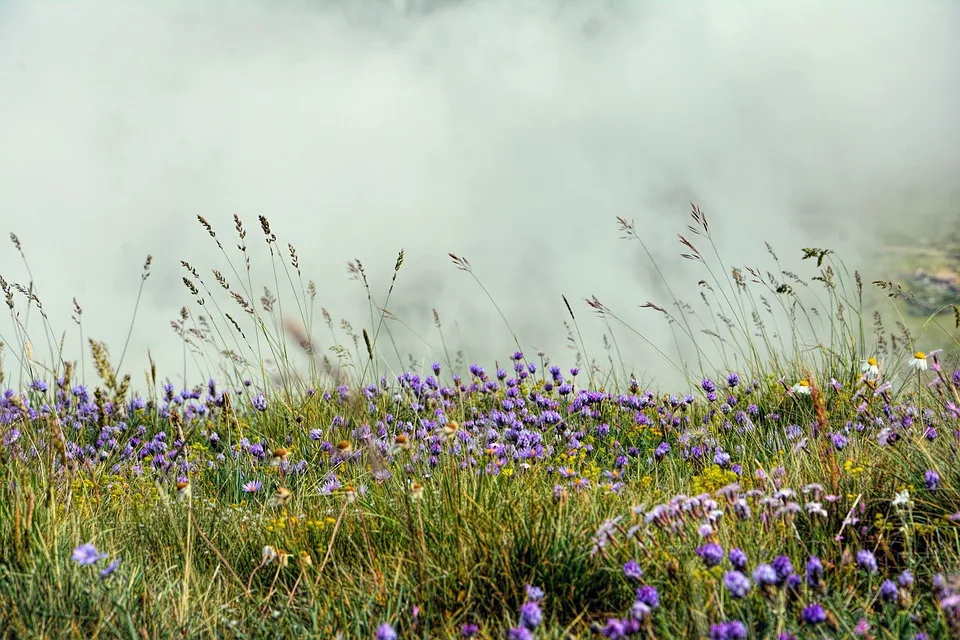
[1,0,958,392]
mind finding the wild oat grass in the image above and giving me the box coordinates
[1,207,960,639]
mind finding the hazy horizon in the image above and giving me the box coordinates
[2,0,959,394]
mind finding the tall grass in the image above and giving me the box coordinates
[1,206,960,639]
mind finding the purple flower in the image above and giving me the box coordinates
[710,621,747,640]
[622,559,643,580]
[519,601,542,630]
[655,442,671,459]
[461,624,479,637]
[525,584,545,601]
[723,571,751,599]
[753,564,778,587]
[856,550,878,575]
[242,480,262,493]
[879,579,898,603]
[99,557,121,579]
[924,470,940,490]
[252,393,267,411]
[729,548,748,571]
[507,627,534,640]
[635,585,659,609]
[697,543,725,568]
[898,570,914,589]
[772,555,794,582]
[805,556,823,588]
[801,603,827,625]
[375,623,397,640]
[72,543,107,566]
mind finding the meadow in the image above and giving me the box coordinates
[1,208,960,639]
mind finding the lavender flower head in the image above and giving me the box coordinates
[72,543,107,566]
[801,603,827,625]
[375,623,397,640]
[856,550,878,575]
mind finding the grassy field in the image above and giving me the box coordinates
[1,209,960,639]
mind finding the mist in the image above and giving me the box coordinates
[1,0,958,393]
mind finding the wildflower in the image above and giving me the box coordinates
[99,557,121,579]
[729,548,748,571]
[176,480,191,502]
[831,433,847,450]
[270,448,289,466]
[72,543,107,566]
[925,470,940,491]
[409,481,424,501]
[892,490,912,507]
[879,579,898,603]
[696,543,725,568]
[622,559,643,580]
[297,551,313,568]
[461,624,479,638]
[268,487,292,508]
[772,555,794,582]
[791,380,812,395]
[262,546,278,565]
[806,556,823,588]
[801,603,827,625]
[525,585,545,601]
[635,585,659,610]
[698,523,714,538]
[898,570,914,589]
[252,393,267,411]
[910,352,929,371]
[506,628,534,640]
[710,621,747,640]
[519,601,542,630]
[753,564,778,588]
[723,571,751,599]
[242,480,262,493]
[861,357,880,380]
[590,516,623,557]
[343,484,357,503]
[856,550,878,574]
[853,618,870,636]
[375,623,397,640]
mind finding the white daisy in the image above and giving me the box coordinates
[791,380,812,395]
[860,357,880,380]
[910,352,928,371]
